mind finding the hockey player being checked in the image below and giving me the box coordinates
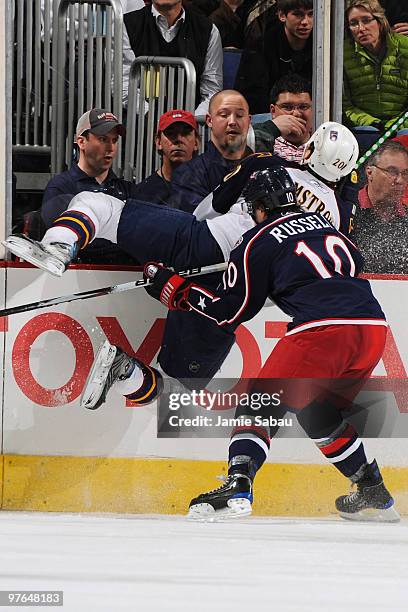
[3,123,361,416]
[3,122,358,278]
[2,123,359,411]
[141,166,399,524]
[2,123,360,388]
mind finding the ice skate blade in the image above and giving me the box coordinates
[187,498,252,521]
[81,341,117,410]
[2,237,65,277]
[339,504,400,523]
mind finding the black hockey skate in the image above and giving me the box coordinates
[81,340,163,410]
[2,234,78,277]
[188,473,253,520]
[336,460,400,523]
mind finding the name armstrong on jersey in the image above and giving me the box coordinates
[296,184,334,224]
[269,213,333,244]
[286,167,338,227]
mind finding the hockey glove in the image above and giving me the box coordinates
[211,152,277,214]
[144,262,192,311]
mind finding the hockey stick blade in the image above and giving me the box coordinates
[0,262,227,317]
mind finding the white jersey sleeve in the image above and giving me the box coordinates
[205,205,255,261]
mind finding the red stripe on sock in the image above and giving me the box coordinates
[232,425,270,445]
[319,424,355,456]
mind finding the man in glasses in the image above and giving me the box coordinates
[352,140,408,273]
[253,73,313,162]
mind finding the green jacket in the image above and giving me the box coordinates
[343,32,408,129]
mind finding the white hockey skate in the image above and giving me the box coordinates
[81,340,163,410]
[2,234,77,277]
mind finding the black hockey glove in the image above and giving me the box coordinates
[211,152,278,214]
[144,262,192,311]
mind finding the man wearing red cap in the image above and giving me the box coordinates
[133,110,200,205]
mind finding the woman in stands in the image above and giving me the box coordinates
[343,0,408,131]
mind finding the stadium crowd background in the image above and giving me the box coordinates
[11,0,408,274]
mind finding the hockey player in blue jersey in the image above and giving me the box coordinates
[140,166,399,523]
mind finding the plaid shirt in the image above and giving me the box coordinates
[273,137,307,164]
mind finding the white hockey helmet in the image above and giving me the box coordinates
[302,122,359,183]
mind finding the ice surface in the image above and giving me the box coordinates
[0,512,407,612]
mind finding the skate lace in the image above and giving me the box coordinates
[345,484,360,503]
[207,475,232,494]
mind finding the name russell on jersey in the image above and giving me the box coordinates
[269,213,333,244]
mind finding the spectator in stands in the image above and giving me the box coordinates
[380,0,408,36]
[242,0,278,52]
[170,89,252,212]
[132,110,200,205]
[343,0,408,131]
[351,141,408,272]
[186,0,278,50]
[122,0,223,116]
[42,109,140,264]
[235,0,313,114]
[253,74,312,161]
[207,0,245,48]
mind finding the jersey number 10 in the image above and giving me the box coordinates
[295,236,356,278]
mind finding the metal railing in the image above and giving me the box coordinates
[51,0,123,174]
[13,0,53,154]
[123,56,196,182]
[12,0,124,174]
[12,0,346,183]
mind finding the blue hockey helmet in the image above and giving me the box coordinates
[242,166,299,218]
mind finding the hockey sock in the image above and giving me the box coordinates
[296,400,367,479]
[42,226,79,248]
[114,361,142,395]
[313,421,368,479]
[226,390,288,479]
[118,361,163,406]
[43,210,96,250]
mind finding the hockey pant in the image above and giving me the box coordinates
[55,192,225,269]
[229,324,387,478]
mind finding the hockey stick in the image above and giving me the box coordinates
[352,109,408,174]
[0,262,227,318]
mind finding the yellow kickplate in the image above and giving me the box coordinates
[1,455,407,516]
[0,454,4,509]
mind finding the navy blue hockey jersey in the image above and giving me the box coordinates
[185,210,386,335]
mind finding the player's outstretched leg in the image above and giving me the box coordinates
[335,459,400,523]
[81,340,163,410]
[2,235,79,277]
[3,192,122,276]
